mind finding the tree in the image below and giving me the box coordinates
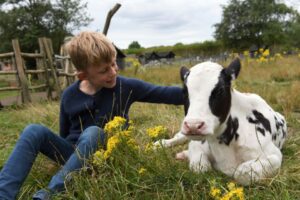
[0,0,92,53]
[128,41,142,49]
[174,42,184,47]
[214,0,298,50]
[286,12,300,48]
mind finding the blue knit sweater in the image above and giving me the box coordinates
[59,76,184,143]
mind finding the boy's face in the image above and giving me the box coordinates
[79,59,118,90]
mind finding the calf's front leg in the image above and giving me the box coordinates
[188,140,212,172]
[154,131,188,148]
[233,152,282,185]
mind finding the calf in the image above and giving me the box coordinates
[155,58,287,185]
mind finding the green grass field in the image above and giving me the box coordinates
[0,56,299,199]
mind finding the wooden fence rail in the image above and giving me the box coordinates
[0,37,76,105]
[0,52,14,58]
[0,71,17,75]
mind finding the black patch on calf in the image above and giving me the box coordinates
[247,110,271,136]
[282,129,287,139]
[274,115,286,138]
[209,69,232,123]
[256,127,266,136]
[217,116,239,145]
[210,59,241,123]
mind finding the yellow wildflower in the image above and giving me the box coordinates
[243,51,249,57]
[262,49,270,57]
[145,142,155,152]
[146,125,167,139]
[126,138,139,151]
[210,187,221,198]
[92,117,139,165]
[227,182,236,190]
[257,57,267,63]
[126,57,141,68]
[234,187,244,200]
[104,135,120,159]
[220,187,244,200]
[104,116,127,135]
[128,120,135,131]
[210,181,244,200]
[138,167,147,175]
[118,130,132,137]
[93,149,106,166]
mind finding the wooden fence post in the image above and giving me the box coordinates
[42,37,62,98]
[38,38,52,99]
[103,3,121,35]
[35,50,45,81]
[59,39,76,88]
[12,39,31,103]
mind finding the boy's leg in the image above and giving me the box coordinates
[0,124,73,200]
[46,126,105,192]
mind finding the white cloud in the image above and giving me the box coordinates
[77,0,227,48]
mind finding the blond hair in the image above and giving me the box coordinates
[66,31,116,71]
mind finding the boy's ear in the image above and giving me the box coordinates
[77,71,87,80]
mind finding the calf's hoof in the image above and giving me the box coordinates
[176,151,188,160]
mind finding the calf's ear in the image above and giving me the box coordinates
[224,58,241,80]
[180,66,190,82]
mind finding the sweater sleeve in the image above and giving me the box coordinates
[128,78,184,105]
[59,94,70,138]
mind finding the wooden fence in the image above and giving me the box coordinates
[0,38,76,104]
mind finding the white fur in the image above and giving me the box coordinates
[155,61,287,185]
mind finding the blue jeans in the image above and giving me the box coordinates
[0,124,105,199]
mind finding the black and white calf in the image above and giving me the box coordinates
[155,58,287,185]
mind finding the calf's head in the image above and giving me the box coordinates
[180,58,241,140]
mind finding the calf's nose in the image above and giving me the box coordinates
[183,120,205,134]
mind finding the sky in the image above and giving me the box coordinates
[79,0,228,49]
[79,0,300,49]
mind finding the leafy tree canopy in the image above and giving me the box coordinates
[128,41,142,49]
[0,0,92,53]
[214,0,299,50]
[286,12,300,48]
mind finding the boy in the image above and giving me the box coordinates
[0,31,184,200]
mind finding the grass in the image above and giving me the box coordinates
[0,75,19,99]
[0,56,299,199]
[0,91,19,100]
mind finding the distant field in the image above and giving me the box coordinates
[0,56,299,199]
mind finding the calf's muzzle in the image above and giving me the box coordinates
[182,119,206,135]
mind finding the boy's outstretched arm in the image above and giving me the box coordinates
[128,78,184,105]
